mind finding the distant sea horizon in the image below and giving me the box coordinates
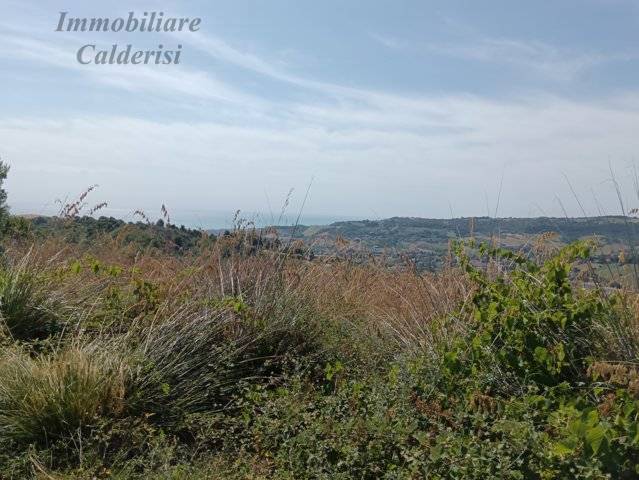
[11,203,363,230]
[13,203,630,231]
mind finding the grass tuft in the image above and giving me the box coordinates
[0,344,126,446]
[0,254,63,341]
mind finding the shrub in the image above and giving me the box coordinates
[445,241,615,392]
[424,241,639,477]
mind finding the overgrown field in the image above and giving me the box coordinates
[1,218,639,479]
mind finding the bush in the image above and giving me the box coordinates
[437,241,624,392]
[426,241,639,478]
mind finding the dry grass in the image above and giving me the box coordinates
[284,260,473,354]
[3,231,473,354]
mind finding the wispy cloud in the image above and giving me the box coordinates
[424,38,636,81]
[0,25,266,108]
[368,33,407,50]
[4,92,639,218]
[372,32,637,82]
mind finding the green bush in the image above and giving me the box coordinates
[446,241,606,389]
[428,241,639,478]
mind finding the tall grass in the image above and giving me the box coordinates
[0,251,64,341]
[0,343,126,445]
[124,304,321,421]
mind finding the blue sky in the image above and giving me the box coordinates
[2,0,639,227]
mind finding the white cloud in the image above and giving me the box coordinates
[368,33,406,50]
[425,38,635,82]
[371,32,637,82]
[0,27,265,108]
[4,93,639,221]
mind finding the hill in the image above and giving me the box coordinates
[271,216,639,270]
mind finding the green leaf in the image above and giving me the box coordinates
[534,346,548,364]
[550,441,575,457]
[585,424,606,455]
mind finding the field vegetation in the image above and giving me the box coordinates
[1,168,639,478]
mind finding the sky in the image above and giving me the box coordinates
[1,0,639,227]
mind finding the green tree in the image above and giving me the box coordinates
[0,160,10,232]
